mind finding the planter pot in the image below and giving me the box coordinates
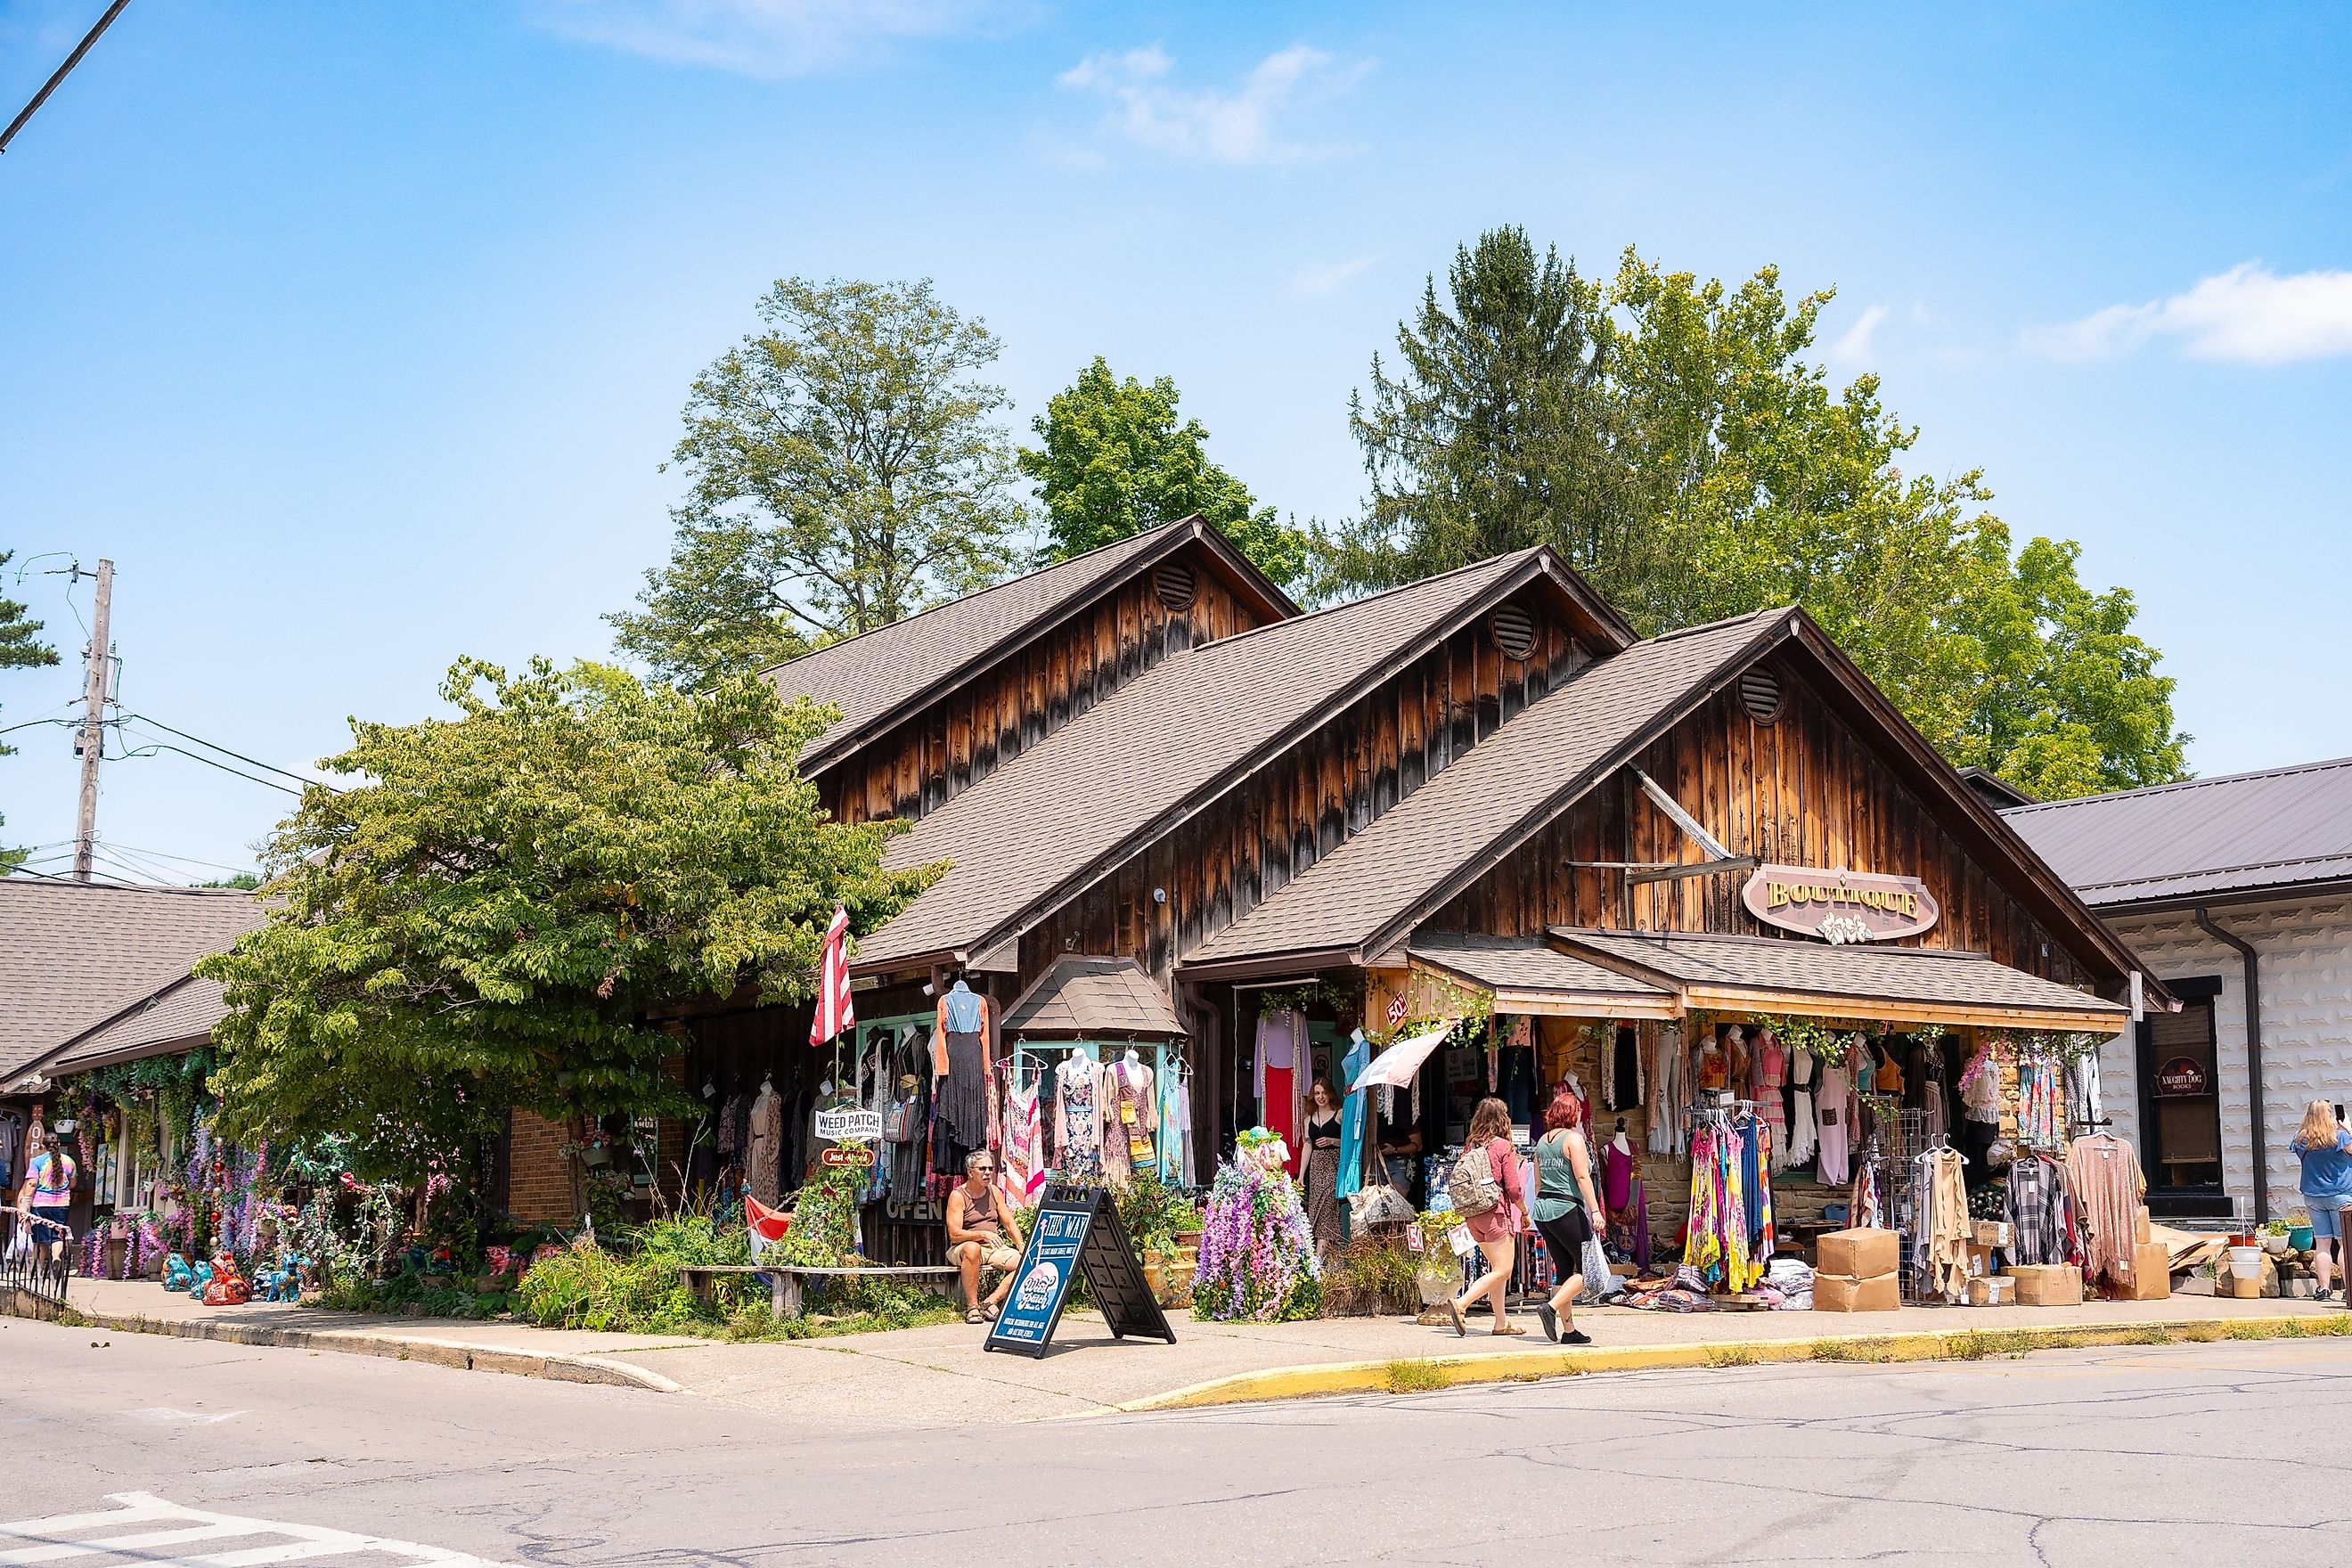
[579,1146,612,1170]
[1143,1260,1168,1303]
[1417,1265,1458,1306]
[2262,1233,2292,1256]
[2291,1226,2315,1252]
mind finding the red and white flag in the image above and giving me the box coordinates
[810,905,853,1047]
[744,1195,793,1262]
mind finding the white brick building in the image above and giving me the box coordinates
[2006,759,2352,1222]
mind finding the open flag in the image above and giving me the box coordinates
[744,1195,792,1262]
[810,905,853,1047]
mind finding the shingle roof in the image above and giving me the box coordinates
[2003,756,2352,910]
[1550,927,2125,1023]
[1406,933,1669,1000]
[1000,957,1188,1040]
[40,973,230,1077]
[0,879,265,1085]
[764,517,1292,771]
[1184,609,1792,968]
[853,551,1542,972]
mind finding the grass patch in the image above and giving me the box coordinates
[1705,1345,1760,1368]
[1945,1328,2040,1360]
[2120,1326,2178,1346]
[1809,1338,1891,1363]
[1384,1359,1448,1393]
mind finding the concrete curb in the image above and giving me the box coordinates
[1115,1313,2352,1413]
[46,1307,694,1393]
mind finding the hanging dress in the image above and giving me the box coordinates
[1784,1047,1817,1168]
[935,984,992,1153]
[1254,1008,1305,1175]
[1648,1025,1686,1155]
[1001,1079,1046,1202]
[1336,1033,1371,1202]
[1056,1055,1104,1182]
[1752,1029,1788,1164]
[1815,1062,1852,1186]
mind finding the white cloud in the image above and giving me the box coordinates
[532,0,1021,78]
[2023,262,2352,364]
[1289,256,1376,298]
[1056,44,1369,165]
[1829,303,1888,364]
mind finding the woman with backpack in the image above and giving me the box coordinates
[1445,1096,1526,1336]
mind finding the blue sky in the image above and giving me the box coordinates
[1,1,2347,880]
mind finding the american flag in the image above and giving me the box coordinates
[809,905,853,1046]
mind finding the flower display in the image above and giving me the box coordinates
[1192,1134,1321,1323]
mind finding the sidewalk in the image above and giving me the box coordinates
[49,1278,702,1392]
[29,1276,2345,1425]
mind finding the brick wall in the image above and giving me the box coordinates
[507,1108,578,1224]
[2109,896,2352,1219]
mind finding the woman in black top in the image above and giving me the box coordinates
[1301,1077,1346,1264]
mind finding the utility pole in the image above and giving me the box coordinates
[72,558,114,882]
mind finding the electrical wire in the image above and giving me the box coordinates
[115,712,333,792]
[112,739,308,796]
[94,841,257,878]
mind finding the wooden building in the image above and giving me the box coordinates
[545,518,2162,1254]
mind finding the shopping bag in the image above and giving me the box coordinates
[1580,1230,1623,1302]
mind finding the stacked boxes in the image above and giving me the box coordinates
[1814,1227,1901,1313]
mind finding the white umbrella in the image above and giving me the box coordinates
[1348,1022,1457,1092]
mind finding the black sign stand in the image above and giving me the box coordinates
[984,1183,1178,1358]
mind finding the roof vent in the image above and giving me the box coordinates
[1153,561,1197,611]
[1490,604,1537,660]
[1738,666,1783,723]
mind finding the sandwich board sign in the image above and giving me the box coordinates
[984,1183,1177,1358]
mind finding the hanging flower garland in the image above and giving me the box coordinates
[1192,1131,1322,1322]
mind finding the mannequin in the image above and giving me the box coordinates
[1100,1047,1156,1190]
[933,977,994,1155]
[1784,1046,1818,1168]
[1254,1007,1306,1176]
[747,1074,781,1206]
[1751,1028,1788,1166]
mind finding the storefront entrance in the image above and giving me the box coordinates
[2136,976,2229,1218]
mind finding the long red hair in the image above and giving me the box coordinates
[1543,1087,1584,1132]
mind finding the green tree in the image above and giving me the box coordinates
[1,551,61,867]
[199,658,938,1184]
[1020,356,1310,589]
[610,278,1027,690]
[1318,235,2188,800]
[1319,227,1632,599]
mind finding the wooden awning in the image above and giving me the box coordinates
[1548,927,2128,1033]
[1406,933,1678,1020]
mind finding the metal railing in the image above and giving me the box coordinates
[0,1208,75,1311]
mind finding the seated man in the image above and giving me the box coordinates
[944,1151,1024,1323]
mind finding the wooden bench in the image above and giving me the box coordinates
[678,1263,962,1319]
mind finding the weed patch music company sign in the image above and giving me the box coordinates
[1741,865,1940,945]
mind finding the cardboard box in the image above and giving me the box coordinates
[1972,1220,2013,1249]
[1965,1243,1994,1278]
[2003,1264,2084,1306]
[1813,1271,1901,1312]
[1964,1276,2015,1307]
[2134,1207,2152,1245]
[2125,1240,2172,1301]
[1817,1228,1900,1280]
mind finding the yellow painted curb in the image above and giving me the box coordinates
[1115,1313,2352,1414]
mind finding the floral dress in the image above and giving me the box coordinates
[1057,1058,1103,1181]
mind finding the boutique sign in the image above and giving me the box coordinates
[1741,865,1940,945]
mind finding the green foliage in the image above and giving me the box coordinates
[1019,356,1309,589]
[198,658,936,1175]
[1319,232,2188,801]
[1322,1236,1422,1317]
[610,277,1028,690]
[1114,1170,1200,1266]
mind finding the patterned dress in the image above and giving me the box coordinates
[1057,1058,1103,1181]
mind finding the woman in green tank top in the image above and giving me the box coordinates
[1531,1087,1605,1344]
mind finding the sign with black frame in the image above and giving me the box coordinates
[984,1183,1177,1358]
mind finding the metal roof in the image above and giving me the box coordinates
[2002,755,2352,910]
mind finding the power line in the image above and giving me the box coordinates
[2,0,134,156]
[97,840,257,878]
[116,712,332,791]
[114,739,308,796]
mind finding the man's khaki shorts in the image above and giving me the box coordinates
[951,1240,1022,1272]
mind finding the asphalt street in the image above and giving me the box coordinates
[5,1311,2343,1566]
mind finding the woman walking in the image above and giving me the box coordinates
[2291,1099,2352,1301]
[1446,1096,1527,1337]
[1531,1087,1605,1344]
[1300,1077,1346,1266]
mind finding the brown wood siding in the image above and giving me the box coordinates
[1423,659,2093,986]
[818,543,1275,827]
[1019,592,1595,983]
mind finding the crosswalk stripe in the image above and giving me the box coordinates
[0,1496,518,1568]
